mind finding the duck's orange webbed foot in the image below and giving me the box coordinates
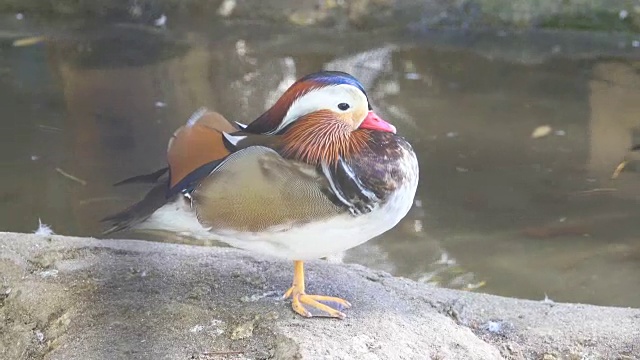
[283,261,351,319]
[283,286,352,319]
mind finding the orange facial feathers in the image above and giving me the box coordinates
[281,110,371,165]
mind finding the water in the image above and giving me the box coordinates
[1,19,639,307]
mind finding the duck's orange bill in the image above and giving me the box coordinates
[359,111,396,133]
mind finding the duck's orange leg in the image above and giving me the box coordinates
[283,260,351,319]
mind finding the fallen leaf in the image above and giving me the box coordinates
[12,36,45,47]
[531,125,552,139]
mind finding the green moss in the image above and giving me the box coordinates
[540,10,640,33]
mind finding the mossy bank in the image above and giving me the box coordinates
[1,0,640,32]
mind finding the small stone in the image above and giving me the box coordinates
[35,330,45,344]
[365,274,381,282]
[39,269,59,278]
[209,319,225,336]
[263,311,279,321]
[230,320,255,340]
[240,294,259,302]
[481,320,514,336]
[240,290,278,302]
[542,353,557,360]
[15,13,23,20]
[243,275,266,287]
[190,324,204,333]
[483,321,502,333]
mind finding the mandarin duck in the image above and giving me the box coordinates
[103,71,419,318]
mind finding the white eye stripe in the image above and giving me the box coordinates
[269,84,367,134]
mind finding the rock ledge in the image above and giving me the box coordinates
[0,232,638,359]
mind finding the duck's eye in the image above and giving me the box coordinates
[337,103,350,111]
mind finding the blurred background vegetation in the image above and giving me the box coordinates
[1,0,640,32]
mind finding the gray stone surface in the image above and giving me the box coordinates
[1,232,639,359]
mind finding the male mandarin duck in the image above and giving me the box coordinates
[103,71,419,319]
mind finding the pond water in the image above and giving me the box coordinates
[1,18,639,307]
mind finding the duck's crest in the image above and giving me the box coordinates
[245,71,369,134]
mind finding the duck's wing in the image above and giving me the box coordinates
[222,130,384,217]
[191,146,346,233]
[102,108,241,234]
[166,108,240,196]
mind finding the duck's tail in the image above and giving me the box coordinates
[101,168,170,235]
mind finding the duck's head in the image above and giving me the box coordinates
[245,71,396,164]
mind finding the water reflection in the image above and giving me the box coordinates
[0,24,639,307]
